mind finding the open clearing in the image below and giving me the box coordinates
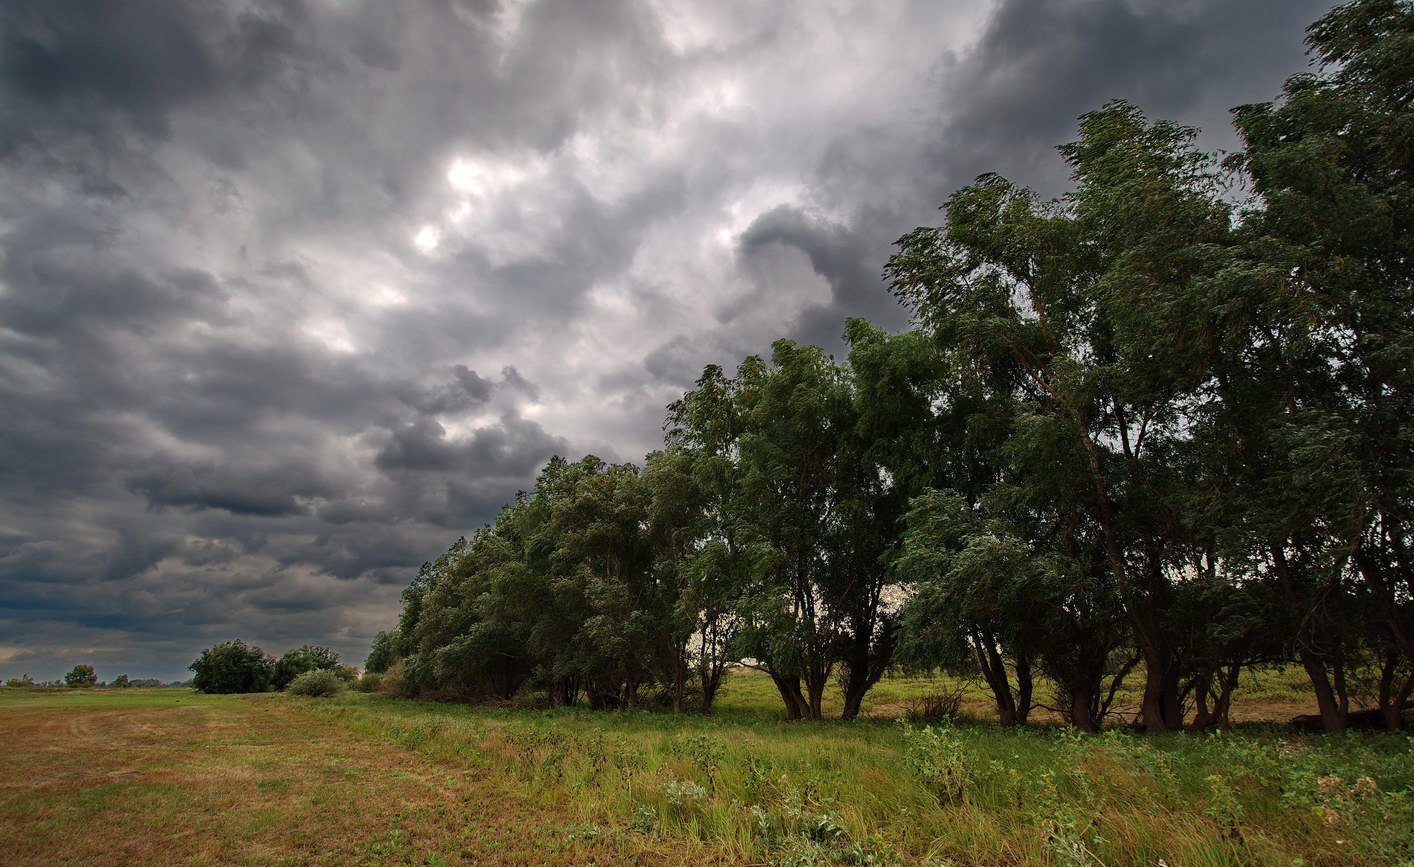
[0,688,684,864]
[2,674,1411,865]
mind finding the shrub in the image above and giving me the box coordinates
[355,671,384,693]
[901,720,968,802]
[288,668,345,697]
[375,660,414,697]
[903,688,965,723]
[111,674,131,688]
[5,674,35,687]
[189,639,275,694]
[64,665,97,688]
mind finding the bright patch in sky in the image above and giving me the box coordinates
[414,224,441,252]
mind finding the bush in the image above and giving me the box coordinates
[355,671,383,692]
[903,688,965,723]
[189,639,274,694]
[375,659,414,697]
[5,674,35,687]
[287,668,345,697]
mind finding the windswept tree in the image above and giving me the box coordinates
[272,645,344,691]
[642,446,743,713]
[1206,0,1414,731]
[888,101,1239,733]
[189,640,273,694]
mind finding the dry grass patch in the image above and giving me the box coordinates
[0,689,705,865]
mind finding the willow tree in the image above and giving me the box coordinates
[888,101,1234,733]
[1210,0,1414,730]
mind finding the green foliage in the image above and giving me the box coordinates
[287,668,346,697]
[111,674,131,688]
[189,639,274,694]
[5,674,35,687]
[63,665,97,688]
[272,645,343,691]
[900,721,968,803]
[364,630,400,674]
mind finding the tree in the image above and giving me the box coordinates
[64,664,97,688]
[1212,0,1414,731]
[887,101,1237,733]
[272,645,343,691]
[111,674,131,688]
[642,445,745,713]
[189,640,274,694]
[364,630,400,674]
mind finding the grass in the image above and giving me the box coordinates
[2,672,1411,865]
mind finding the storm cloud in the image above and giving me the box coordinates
[0,0,1334,679]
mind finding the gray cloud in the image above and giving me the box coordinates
[0,0,1334,680]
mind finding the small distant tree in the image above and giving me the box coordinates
[272,645,343,691]
[5,674,35,687]
[64,665,97,688]
[111,674,131,688]
[189,640,274,694]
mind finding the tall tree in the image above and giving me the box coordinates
[888,102,1233,731]
[1208,0,1414,730]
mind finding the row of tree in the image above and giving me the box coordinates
[370,1,1411,732]
[188,640,356,694]
[2,668,171,688]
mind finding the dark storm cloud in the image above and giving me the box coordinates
[126,462,336,517]
[0,0,1337,680]
[918,0,1339,201]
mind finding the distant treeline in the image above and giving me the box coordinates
[3,670,178,688]
[369,1,1412,733]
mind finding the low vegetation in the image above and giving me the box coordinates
[2,676,1409,865]
[287,668,347,697]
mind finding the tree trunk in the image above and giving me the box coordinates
[976,636,1018,726]
[1298,649,1347,732]
[1273,546,1349,732]
[770,671,810,720]
[1070,681,1099,733]
[1015,653,1033,724]
[1377,651,1413,731]
[700,660,724,714]
[1074,415,1181,733]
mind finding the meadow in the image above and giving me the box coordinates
[1,670,1410,865]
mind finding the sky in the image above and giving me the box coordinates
[0,0,1336,681]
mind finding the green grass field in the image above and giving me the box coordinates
[2,672,1411,864]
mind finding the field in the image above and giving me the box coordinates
[2,671,1411,865]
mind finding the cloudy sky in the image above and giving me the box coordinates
[1,0,1334,680]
